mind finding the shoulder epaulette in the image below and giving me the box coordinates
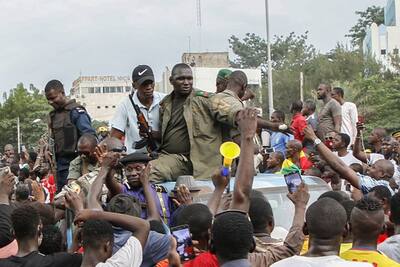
[74,106,87,114]
[155,184,168,193]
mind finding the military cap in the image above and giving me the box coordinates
[392,130,400,139]
[119,152,158,165]
[217,69,232,79]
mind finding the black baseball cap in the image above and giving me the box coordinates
[132,65,155,85]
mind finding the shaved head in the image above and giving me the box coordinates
[306,198,347,239]
[288,140,303,152]
[171,63,191,78]
[99,137,124,151]
[375,159,395,179]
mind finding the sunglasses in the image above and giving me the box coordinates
[110,146,127,153]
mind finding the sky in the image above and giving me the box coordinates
[0,0,386,95]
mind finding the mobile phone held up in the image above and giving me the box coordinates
[171,225,195,261]
[284,172,303,193]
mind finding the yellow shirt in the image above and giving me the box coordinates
[340,243,353,254]
[341,249,400,267]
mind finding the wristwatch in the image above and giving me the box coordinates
[314,138,322,146]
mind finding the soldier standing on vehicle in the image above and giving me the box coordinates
[45,79,96,190]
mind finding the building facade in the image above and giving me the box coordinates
[70,76,133,122]
[363,0,400,71]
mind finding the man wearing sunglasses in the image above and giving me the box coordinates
[53,137,126,203]
[67,134,99,184]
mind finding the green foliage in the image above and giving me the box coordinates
[350,75,400,132]
[346,6,384,49]
[229,32,377,116]
[0,83,51,150]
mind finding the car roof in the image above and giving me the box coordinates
[159,173,330,193]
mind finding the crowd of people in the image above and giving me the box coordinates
[0,63,400,267]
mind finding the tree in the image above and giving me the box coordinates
[350,74,400,132]
[346,6,384,49]
[229,32,317,115]
[0,83,51,151]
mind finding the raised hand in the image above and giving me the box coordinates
[287,182,310,208]
[303,125,318,141]
[211,169,230,191]
[236,108,258,139]
[65,191,84,212]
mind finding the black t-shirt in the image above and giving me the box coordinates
[0,251,82,267]
[0,204,15,247]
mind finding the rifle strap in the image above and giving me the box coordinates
[128,93,139,117]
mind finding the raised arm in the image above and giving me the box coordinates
[140,164,160,221]
[352,122,369,163]
[230,108,258,212]
[207,170,229,215]
[75,209,150,249]
[304,126,361,189]
[94,146,123,197]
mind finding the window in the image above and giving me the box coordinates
[116,86,122,93]
[394,48,399,55]
[125,86,131,92]
[88,87,94,94]
[97,106,101,109]
[105,106,109,108]
[109,87,116,93]
[95,87,101,93]
[112,105,116,108]
[103,87,110,93]
[381,49,386,55]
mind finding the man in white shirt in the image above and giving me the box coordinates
[271,198,372,267]
[332,133,362,166]
[331,87,358,146]
[77,209,150,267]
[110,65,166,154]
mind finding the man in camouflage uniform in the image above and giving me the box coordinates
[149,65,286,182]
[212,70,290,142]
[67,134,99,184]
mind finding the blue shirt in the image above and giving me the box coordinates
[122,184,173,224]
[270,132,293,155]
[358,173,394,195]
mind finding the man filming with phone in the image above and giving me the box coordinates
[110,65,166,154]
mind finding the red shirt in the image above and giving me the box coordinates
[290,113,307,142]
[184,252,219,267]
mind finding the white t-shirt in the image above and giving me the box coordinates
[333,151,362,166]
[110,90,166,154]
[341,102,358,146]
[368,153,384,164]
[96,236,143,267]
[271,255,372,267]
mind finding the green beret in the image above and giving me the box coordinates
[217,69,232,79]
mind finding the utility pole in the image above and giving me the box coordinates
[17,116,21,153]
[265,0,274,117]
[300,71,304,101]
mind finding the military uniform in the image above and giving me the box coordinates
[49,99,96,190]
[149,89,240,182]
[211,89,245,141]
[67,156,98,182]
